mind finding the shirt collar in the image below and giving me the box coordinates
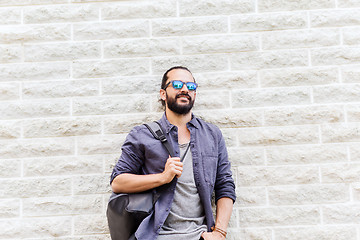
[159,112,199,133]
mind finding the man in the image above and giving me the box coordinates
[110,66,236,240]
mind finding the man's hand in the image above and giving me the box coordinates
[161,156,183,183]
[201,231,225,240]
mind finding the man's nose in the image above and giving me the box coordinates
[180,83,189,92]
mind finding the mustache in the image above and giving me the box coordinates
[176,93,191,101]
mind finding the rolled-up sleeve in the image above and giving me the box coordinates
[214,129,236,203]
[110,127,145,184]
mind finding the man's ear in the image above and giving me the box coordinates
[160,89,166,101]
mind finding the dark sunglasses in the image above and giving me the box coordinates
[164,80,198,91]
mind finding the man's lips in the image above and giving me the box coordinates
[176,94,191,101]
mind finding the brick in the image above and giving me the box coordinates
[73,175,110,195]
[23,195,102,217]
[0,8,21,25]
[260,67,338,87]
[24,42,101,62]
[105,154,120,174]
[228,211,237,228]
[0,199,20,218]
[228,147,265,166]
[0,159,20,177]
[103,113,161,134]
[183,34,259,54]
[151,16,228,37]
[23,117,101,138]
[338,0,360,7]
[268,184,349,205]
[152,54,228,74]
[24,4,99,23]
[262,29,340,50]
[323,204,360,224]
[72,0,117,2]
[179,0,254,16]
[73,96,150,116]
[195,109,262,128]
[313,84,360,103]
[0,177,72,198]
[311,9,360,28]
[259,0,334,11]
[195,70,258,89]
[102,0,176,19]
[103,38,180,58]
[219,128,238,148]
[0,138,74,158]
[238,126,319,146]
[231,12,307,32]
[0,217,72,238]
[266,144,348,165]
[0,0,68,6]
[274,226,357,240]
[101,76,158,95]
[23,80,99,99]
[72,59,150,78]
[193,90,230,110]
[311,47,360,66]
[351,182,360,201]
[238,206,320,227]
[73,20,149,40]
[342,64,360,83]
[0,100,70,119]
[228,228,272,240]
[71,235,110,240]
[264,105,344,126]
[0,121,21,139]
[0,82,19,100]
[343,27,360,45]
[0,44,22,63]
[235,187,267,207]
[232,87,311,108]
[0,62,70,81]
[237,165,319,186]
[321,163,360,183]
[321,123,360,143]
[74,214,109,235]
[77,134,126,155]
[350,143,360,162]
[23,155,103,177]
[0,24,71,44]
[151,96,166,113]
[230,50,308,70]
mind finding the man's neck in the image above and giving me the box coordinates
[165,109,192,128]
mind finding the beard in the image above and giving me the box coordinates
[166,92,194,115]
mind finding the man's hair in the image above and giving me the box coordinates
[160,66,195,107]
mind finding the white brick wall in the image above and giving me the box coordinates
[1,0,360,239]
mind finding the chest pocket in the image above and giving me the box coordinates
[202,154,218,187]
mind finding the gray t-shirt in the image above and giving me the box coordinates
[157,143,207,240]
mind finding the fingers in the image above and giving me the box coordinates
[167,157,183,176]
[163,157,183,182]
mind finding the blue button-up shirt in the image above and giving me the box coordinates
[110,113,236,240]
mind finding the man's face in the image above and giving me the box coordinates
[160,69,197,115]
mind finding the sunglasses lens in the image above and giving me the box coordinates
[186,82,197,91]
[172,80,184,89]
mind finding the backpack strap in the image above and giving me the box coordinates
[144,121,175,157]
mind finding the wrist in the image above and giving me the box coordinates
[158,172,168,185]
[211,226,227,239]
